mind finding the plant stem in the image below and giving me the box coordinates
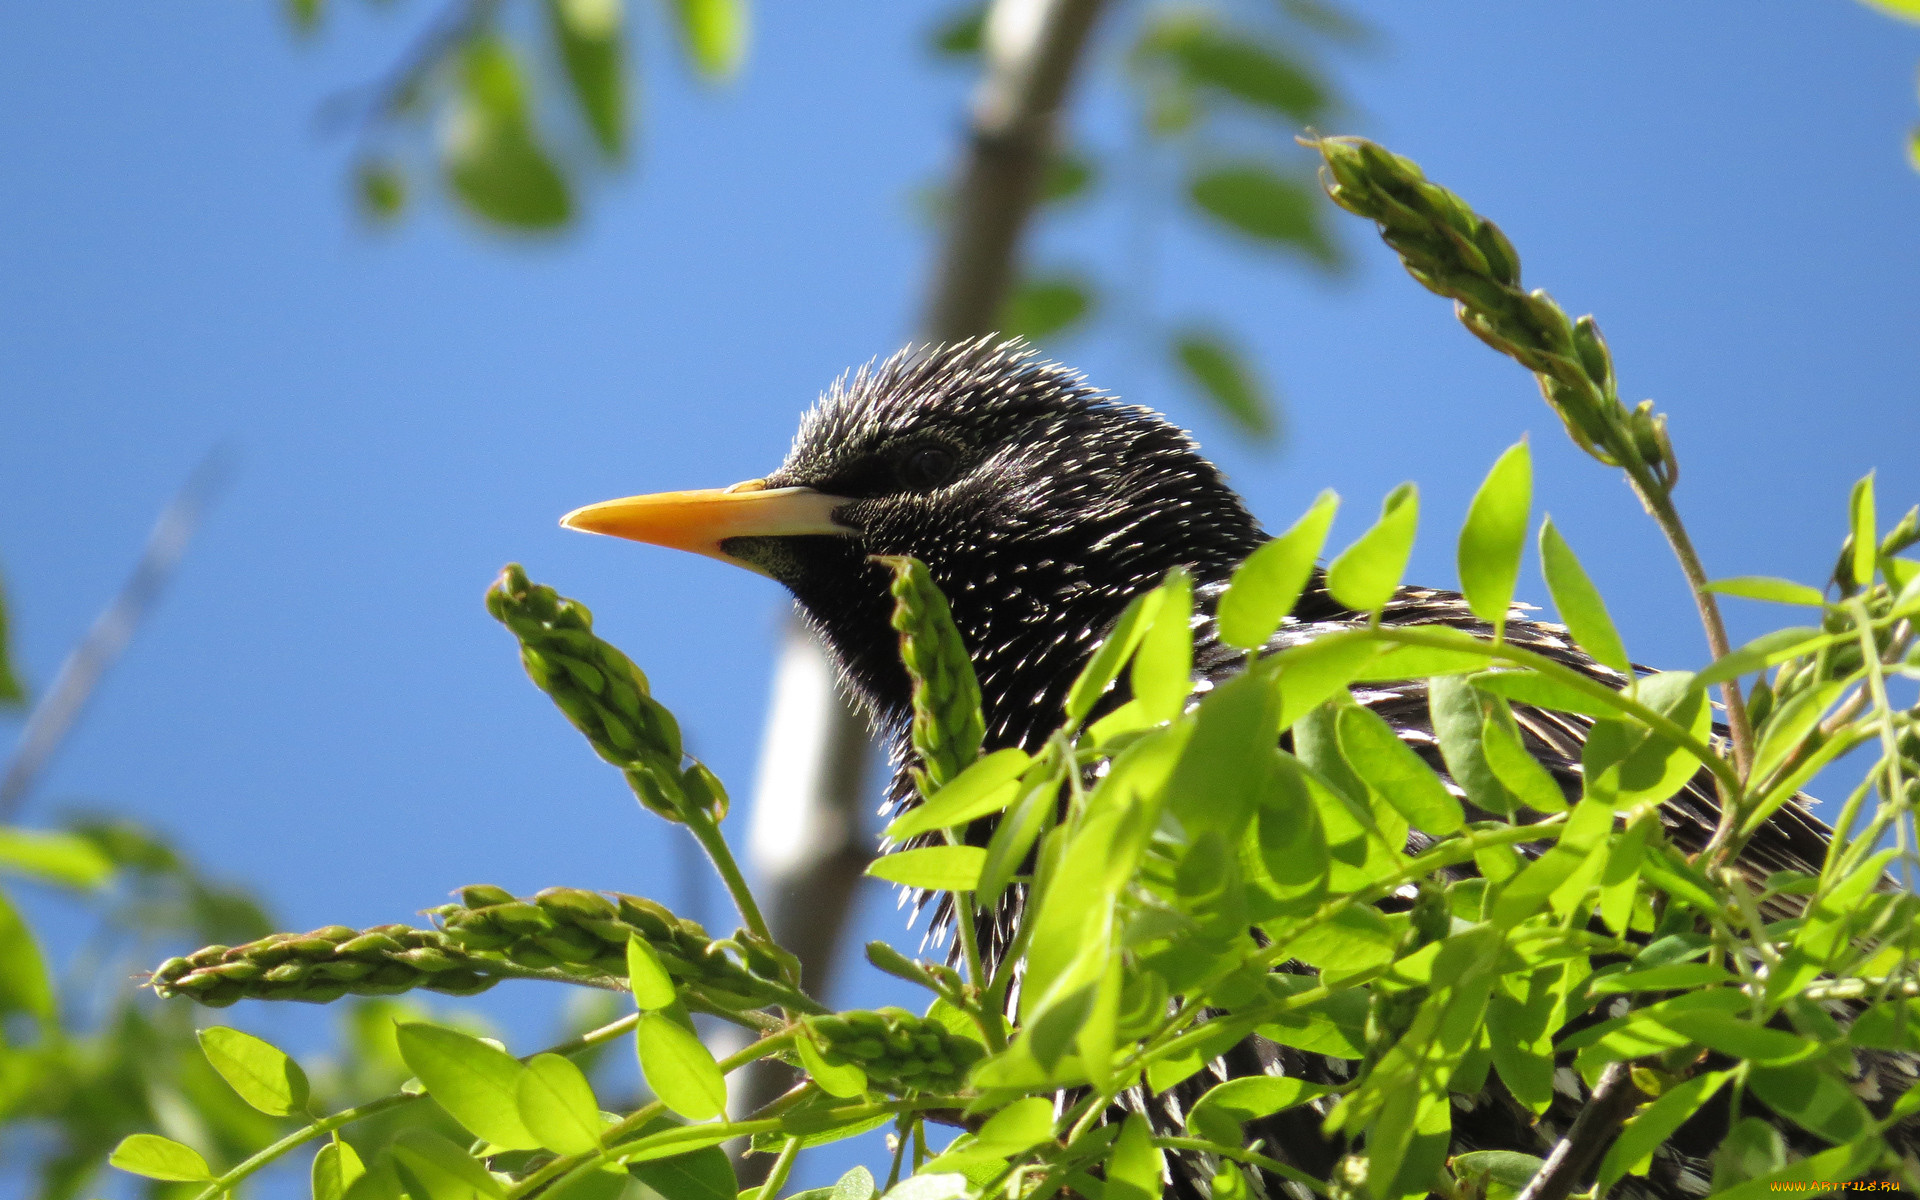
[680,799,773,944]
[756,1137,803,1200]
[1152,1139,1331,1196]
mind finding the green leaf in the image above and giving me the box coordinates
[1104,1114,1163,1200]
[1428,675,1515,817]
[1325,483,1419,613]
[1066,585,1164,725]
[1189,1076,1335,1127]
[998,276,1093,341]
[637,1012,728,1120]
[110,1133,213,1182]
[0,886,53,1019]
[881,1176,968,1200]
[1589,962,1733,993]
[1172,329,1278,441]
[831,1166,878,1200]
[1188,163,1336,264]
[1272,632,1380,732]
[1753,679,1847,784]
[0,567,25,706]
[1479,698,1568,813]
[395,1022,540,1150]
[929,5,984,55]
[1702,576,1827,606]
[1695,626,1829,688]
[865,845,986,891]
[389,1129,505,1200]
[628,935,678,1010]
[1597,1070,1731,1187]
[517,1053,603,1154]
[1490,796,1611,926]
[1457,439,1531,632]
[313,1139,367,1200]
[884,747,1029,840]
[1218,490,1339,649]
[1156,25,1325,119]
[796,1025,867,1098]
[1164,670,1282,844]
[1538,517,1630,674]
[1848,471,1878,590]
[1748,1063,1874,1144]
[973,1097,1054,1153]
[356,159,407,221]
[631,1145,737,1200]
[1132,568,1194,723]
[1654,1008,1818,1065]
[199,1026,311,1116]
[0,825,115,889]
[1581,671,1711,809]
[976,762,1061,906]
[1470,668,1618,718]
[669,0,748,79]
[1705,1136,1883,1200]
[547,0,627,158]
[444,38,571,230]
[1335,702,1464,834]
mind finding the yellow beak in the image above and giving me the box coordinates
[560,479,856,576]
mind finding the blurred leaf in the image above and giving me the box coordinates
[517,1053,602,1155]
[1859,0,1920,22]
[0,886,53,1020]
[355,160,407,222]
[1458,439,1531,632]
[1148,22,1326,120]
[444,38,572,231]
[997,276,1093,341]
[0,566,24,706]
[1188,163,1336,264]
[395,1022,540,1150]
[865,845,986,890]
[1040,150,1096,204]
[286,0,324,34]
[390,1128,505,1199]
[929,4,986,57]
[636,1012,727,1120]
[0,826,114,889]
[1218,489,1338,649]
[1703,575,1826,606]
[1538,517,1630,674]
[1105,1114,1163,1200]
[313,1139,367,1200]
[199,1027,311,1117]
[669,0,749,80]
[548,0,628,158]
[1278,0,1373,42]
[1326,483,1419,613]
[110,1133,213,1182]
[1172,329,1278,440]
[1848,471,1878,589]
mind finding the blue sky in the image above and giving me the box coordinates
[3,0,1918,1192]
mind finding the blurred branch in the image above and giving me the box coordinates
[733,0,1110,1154]
[0,451,230,821]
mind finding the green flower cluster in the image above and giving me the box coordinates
[487,564,721,822]
[430,885,818,1013]
[149,924,497,1008]
[1315,136,1676,492]
[802,1007,985,1092]
[874,555,985,794]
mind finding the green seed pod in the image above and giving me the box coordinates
[460,884,519,909]
[536,887,620,924]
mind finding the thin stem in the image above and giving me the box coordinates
[680,800,773,945]
[756,1137,803,1200]
[193,1011,643,1200]
[1152,1138,1331,1196]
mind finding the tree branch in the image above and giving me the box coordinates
[1513,1062,1645,1200]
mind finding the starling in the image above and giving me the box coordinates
[562,339,1887,1199]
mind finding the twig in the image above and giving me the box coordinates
[1512,1062,1645,1200]
[0,449,230,820]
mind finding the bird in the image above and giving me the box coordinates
[559,338,1885,1200]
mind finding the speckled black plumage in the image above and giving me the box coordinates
[740,338,1900,1199]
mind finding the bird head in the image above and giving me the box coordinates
[562,339,1264,749]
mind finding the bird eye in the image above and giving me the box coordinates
[897,445,958,491]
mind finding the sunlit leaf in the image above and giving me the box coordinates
[670,0,748,80]
[1218,489,1338,649]
[796,1025,867,1098]
[1131,567,1193,723]
[110,1133,213,1182]
[389,1128,505,1200]
[1065,585,1165,724]
[627,935,678,1010]
[1172,329,1278,441]
[517,1053,603,1155]
[1428,675,1515,817]
[1748,1063,1874,1144]
[444,38,571,231]
[1849,471,1878,590]
[395,1022,539,1149]
[199,1026,311,1117]
[1538,517,1630,674]
[865,845,986,891]
[1702,576,1827,606]
[998,276,1093,341]
[0,887,53,1020]
[1326,483,1418,613]
[313,1139,366,1200]
[1335,702,1463,834]
[1105,1114,1163,1200]
[630,1143,737,1200]
[1457,439,1531,632]
[637,1012,728,1121]
[0,826,114,889]
[548,0,628,158]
